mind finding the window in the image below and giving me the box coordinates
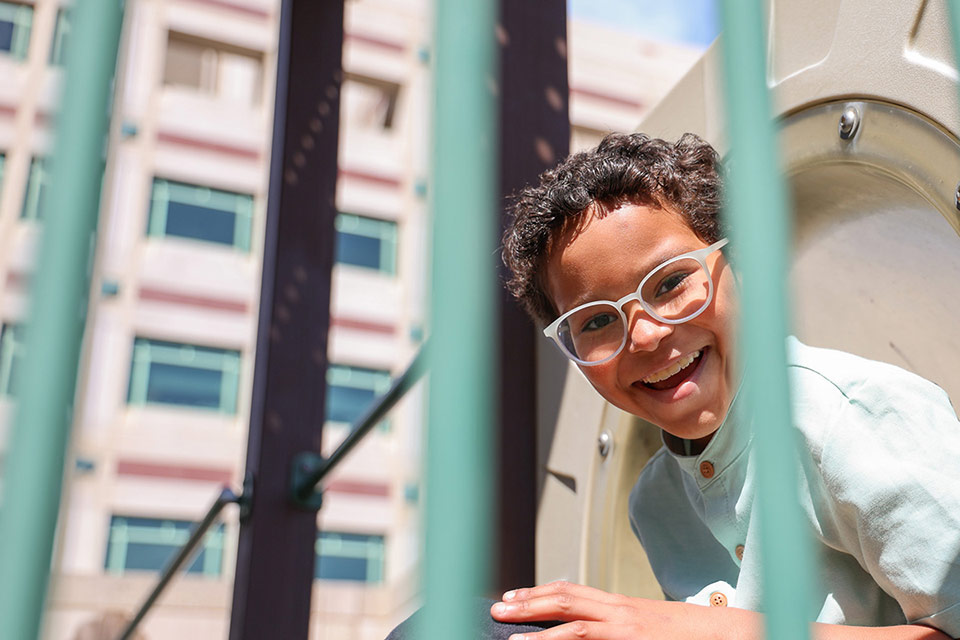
[0,324,23,397]
[335,213,398,274]
[104,516,224,577]
[127,338,240,414]
[315,531,384,582]
[341,74,400,131]
[326,364,391,427]
[148,179,253,250]
[49,8,69,66]
[0,1,32,61]
[21,157,49,220]
[163,31,263,106]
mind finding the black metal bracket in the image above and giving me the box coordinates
[237,472,255,523]
[289,452,325,511]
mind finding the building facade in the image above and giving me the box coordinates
[0,1,699,638]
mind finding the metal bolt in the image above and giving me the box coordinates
[838,106,860,140]
[598,430,612,458]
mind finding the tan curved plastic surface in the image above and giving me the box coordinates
[536,0,960,599]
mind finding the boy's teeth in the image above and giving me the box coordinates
[643,351,701,384]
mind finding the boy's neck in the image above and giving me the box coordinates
[662,431,714,457]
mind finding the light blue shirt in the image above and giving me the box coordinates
[629,337,960,635]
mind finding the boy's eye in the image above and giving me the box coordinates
[582,312,617,332]
[654,271,692,297]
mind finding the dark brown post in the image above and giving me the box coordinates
[228,0,344,636]
[495,0,570,593]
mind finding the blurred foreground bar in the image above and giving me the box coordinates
[0,1,123,638]
[422,0,498,636]
[718,1,814,638]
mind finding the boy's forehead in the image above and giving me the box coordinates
[542,202,702,312]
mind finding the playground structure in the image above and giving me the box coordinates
[0,0,959,638]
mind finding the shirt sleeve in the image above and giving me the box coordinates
[808,364,960,637]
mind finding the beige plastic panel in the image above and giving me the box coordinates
[536,0,960,598]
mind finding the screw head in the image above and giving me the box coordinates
[839,106,860,140]
[598,430,612,458]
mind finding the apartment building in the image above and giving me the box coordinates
[0,1,699,638]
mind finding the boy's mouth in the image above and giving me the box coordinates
[641,349,705,391]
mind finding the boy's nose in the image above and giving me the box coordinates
[625,306,673,353]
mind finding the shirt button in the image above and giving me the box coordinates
[709,591,728,607]
[699,461,715,479]
[735,545,745,561]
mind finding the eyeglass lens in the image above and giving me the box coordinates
[556,257,712,362]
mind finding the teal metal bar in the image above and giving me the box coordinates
[0,1,123,638]
[422,0,497,636]
[718,2,814,639]
[949,3,960,103]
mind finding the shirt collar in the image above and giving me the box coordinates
[663,383,752,486]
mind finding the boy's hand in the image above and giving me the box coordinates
[490,580,755,640]
[490,582,954,639]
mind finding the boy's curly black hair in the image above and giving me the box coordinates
[501,132,725,326]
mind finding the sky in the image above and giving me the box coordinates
[568,0,721,48]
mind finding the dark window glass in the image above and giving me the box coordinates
[105,516,223,576]
[123,540,209,573]
[334,213,397,274]
[325,365,391,427]
[0,2,32,60]
[315,531,384,582]
[148,179,252,250]
[316,554,369,581]
[326,384,377,424]
[0,19,13,51]
[165,199,237,246]
[336,231,381,270]
[127,338,240,414]
[145,362,224,410]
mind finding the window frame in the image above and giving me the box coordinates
[0,1,33,61]
[334,212,398,275]
[162,30,265,106]
[127,337,241,414]
[325,363,392,430]
[148,178,253,251]
[104,515,225,577]
[20,156,49,221]
[314,531,385,583]
[0,323,23,397]
[49,7,69,66]
[341,72,401,131]
[0,152,6,201]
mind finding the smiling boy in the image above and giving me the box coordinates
[486,133,960,639]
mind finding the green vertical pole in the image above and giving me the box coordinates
[948,2,960,106]
[0,1,122,638]
[423,0,497,637]
[718,1,813,639]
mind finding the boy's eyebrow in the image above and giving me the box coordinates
[566,243,698,308]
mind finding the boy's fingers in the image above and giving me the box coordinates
[491,592,613,623]
[502,581,621,605]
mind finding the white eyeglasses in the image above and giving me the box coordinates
[543,238,729,366]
